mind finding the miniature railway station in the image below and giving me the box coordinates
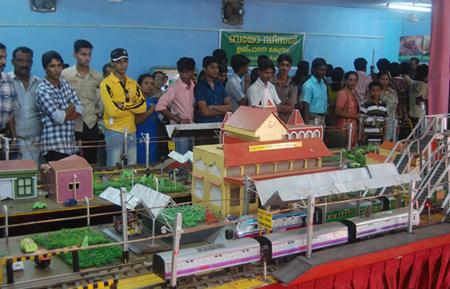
[0,107,447,289]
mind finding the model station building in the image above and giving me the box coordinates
[191,106,333,217]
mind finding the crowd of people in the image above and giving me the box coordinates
[0,39,429,167]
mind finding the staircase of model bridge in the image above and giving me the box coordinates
[378,114,450,219]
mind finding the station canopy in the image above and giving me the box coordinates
[254,163,420,206]
[99,184,174,218]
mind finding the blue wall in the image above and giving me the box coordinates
[0,0,430,78]
[401,12,431,36]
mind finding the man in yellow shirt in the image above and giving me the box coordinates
[100,48,146,167]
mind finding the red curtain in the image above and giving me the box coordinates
[262,244,450,289]
[368,262,385,289]
[351,265,370,289]
[314,275,334,289]
[426,246,443,289]
[334,270,353,289]
[384,258,400,289]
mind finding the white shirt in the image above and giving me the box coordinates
[246,77,281,108]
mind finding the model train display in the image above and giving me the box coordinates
[232,196,401,239]
[153,207,419,280]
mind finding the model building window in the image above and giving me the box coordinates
[226,166,241,177]
[259,163,275,174]
[16,178,33,197]
[194,159,207,171]
[293,160,305,170]
[230,187,240,207]
[211,185,222,208]
[243,165,256,175]
[276,161,290,172]
[307,159,317,168]
[194,179,204,200]
[208,165,222,177]
[68,182,80,190]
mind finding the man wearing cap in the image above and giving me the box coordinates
[100,48,146,167]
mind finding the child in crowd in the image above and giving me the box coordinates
[360,80,387,145]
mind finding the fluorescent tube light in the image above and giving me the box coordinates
[388,3,431,12]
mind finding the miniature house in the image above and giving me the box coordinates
[0,160,37,200]
[191,107,333,217]
[41,155,93,203]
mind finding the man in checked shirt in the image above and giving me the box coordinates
[0,42,20,160]
[36,50,83,163]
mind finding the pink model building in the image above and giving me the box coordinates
[41,155,93,203]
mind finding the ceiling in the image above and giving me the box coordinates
[265,0,431,10]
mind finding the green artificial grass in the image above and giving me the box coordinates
[342,144,378,168]
[33,228,122,269]
[93,172,187,196]
[159,204,206,228]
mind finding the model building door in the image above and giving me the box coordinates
[0,179,14,200]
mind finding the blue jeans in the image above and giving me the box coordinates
[174,137,192,155]
[104,129,137,167]
[18,137,41,165]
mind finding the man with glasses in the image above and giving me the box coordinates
[9,46,42,162]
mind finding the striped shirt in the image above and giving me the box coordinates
[36,78,83,156]
[360,99,387,144]
[0,72,20,129]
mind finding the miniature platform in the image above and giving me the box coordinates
[273,222,450,285]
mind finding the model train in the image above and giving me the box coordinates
[153,207,419,280]
[232,196,401,239]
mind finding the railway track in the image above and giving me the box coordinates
[151,262,278,289]
[2,259,153,289]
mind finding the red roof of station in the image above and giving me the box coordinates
[223,138,332,167]
[0,160,37,172]
[286,110,305,127]
[224,167,337,185]
[224,106,287,132]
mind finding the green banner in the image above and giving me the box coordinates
[220,30,304,66]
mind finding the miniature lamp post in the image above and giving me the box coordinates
[173,169,178,187]
[306,195,315,258]
[3,205,8,245]
[73,174,78,200]
[346,122,353,151]
[143,133,150,169]
[243,176,250,215]
[85,196,90,227]
[120,187,129,263]
[153,176,159,192]
[131,169,137,187]
[408,181,415,234]
[121,128,129,167]
[170,213,183,288]
[0,135,10,160]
